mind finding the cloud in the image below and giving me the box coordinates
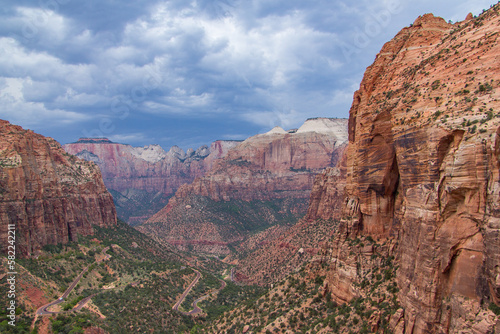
[107,133,147,144]
[14,7,69,43]
[241,109,304,129]
[0,0,492,149]
[0,37,96,90]
[0,77,91,127]
[221,134,248,140]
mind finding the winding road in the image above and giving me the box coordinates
[172,269,227,316]
[172,269,202,312]
[34,246,231,325]
[35,246,110,316]
[187,279,226,315]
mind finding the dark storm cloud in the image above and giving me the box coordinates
[0,0,495,149]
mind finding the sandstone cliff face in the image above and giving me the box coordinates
[64,138,238,224]
[307,9,500,333]
[0,120,117,257]
[64,138,238,195]
[154,118,347,204]
[140,118,348,254]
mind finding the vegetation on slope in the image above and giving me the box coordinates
[210,239,401,334]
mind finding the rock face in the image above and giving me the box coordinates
[140,118,348,254]
[64,138,238,224]
[233,215,340,285]
[306,9,500,333]
[160,118,347,203]
[0,120,117,257]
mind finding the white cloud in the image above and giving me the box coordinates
[14,7,70,45]
[0,1,350,132]
[0,37,97,90]
[0,77,91,127]
[108,133,147,144]
[53,89,110,109]
[0,0,492,148]
[143,91,214,114]
[241,108,303,129]
[222,134,247,140]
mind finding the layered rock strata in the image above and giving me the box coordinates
[64,138,238,224]
[140,118,348,254]
[307,9,500,333]
[0,120,117,257]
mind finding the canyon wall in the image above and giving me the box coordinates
[64,138,238,224]
[64,138,238,195]
[0,120,117,257]
[307,9,500,333]
[139,118,348,255]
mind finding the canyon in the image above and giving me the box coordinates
[64,138,239,225]
[214,7,500,333]
[139,118,348,255]
[0,120,117,257]
[3,4,500,334]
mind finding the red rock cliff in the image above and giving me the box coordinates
[147,118,347,218]
[0,120,117,257]
[140,118,348,254]
[64,138,239,224]
[308,9,500,333]
[158,118,347,204]
[64,139,238,196]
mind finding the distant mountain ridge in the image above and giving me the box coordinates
[64,138,239,225]
[139,117,348,255]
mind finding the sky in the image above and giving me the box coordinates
[0,0,496,150]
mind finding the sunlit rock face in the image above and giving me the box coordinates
[307,10,500,333]
[140,118,348,255]
[64,138,238,196]
[64,138,239,224]
[0,120,117,257]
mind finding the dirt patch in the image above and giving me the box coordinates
[84,300,106,319]
[23,284,50,309]
[36,316,52,334]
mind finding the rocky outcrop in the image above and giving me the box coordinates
[152,118,347,204]
[64,138,238,224]
[140,118,348,254]
[232,215,341,285]
[64,138,238,195]
[307,9,500,333]
[0,120,117,257]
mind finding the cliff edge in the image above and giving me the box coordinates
[0,120,117,257]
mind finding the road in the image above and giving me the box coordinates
[36,266,90,315]
[35,246,110,316]
[173,270,227,316]
[74,294,97,311]
[172,269,201,312]
[186,279,226,315]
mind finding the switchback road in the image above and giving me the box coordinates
[173,269,227,316]
[186,279,226,316]
[172,269,201,312]
[35,246,110,316]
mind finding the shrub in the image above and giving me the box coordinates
[489,303,500,315]
[478,83,493,92]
